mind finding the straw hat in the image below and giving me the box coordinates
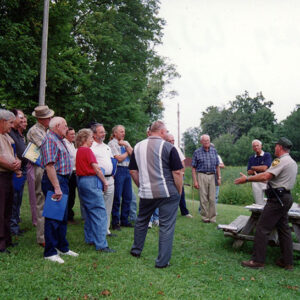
[32,105,54,119]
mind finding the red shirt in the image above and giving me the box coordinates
[76,147,97,176]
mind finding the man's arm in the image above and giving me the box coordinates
[130,170,139,187]
[234,171,273,185]
[45,163,62,200]
[119,140,133,155]
[114,152,129,163]
[192,167,199,189]
[216,165,221,186]
[172,169,183,194]
[251,165,269,173]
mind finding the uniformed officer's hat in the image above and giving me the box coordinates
[273,137,293,149]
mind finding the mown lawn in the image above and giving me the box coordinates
[1,187,300,299]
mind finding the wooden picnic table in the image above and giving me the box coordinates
[218,203,300,251]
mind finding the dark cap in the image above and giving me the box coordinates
[273,137,293,149]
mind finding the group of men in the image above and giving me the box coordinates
[0,106,189,267]
[0,105,298,270]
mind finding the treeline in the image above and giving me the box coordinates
[183,91,300,164]
[0,0,178,144]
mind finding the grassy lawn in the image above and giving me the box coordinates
[1,188,300,299]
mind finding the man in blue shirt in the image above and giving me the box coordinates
[247,139,272,205]
[192,134,220,223]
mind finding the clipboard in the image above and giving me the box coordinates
[22,142,41,166]
[42,191,68,221]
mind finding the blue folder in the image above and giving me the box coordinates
[42,191,68,221]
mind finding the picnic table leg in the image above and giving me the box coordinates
[232,213,258,249]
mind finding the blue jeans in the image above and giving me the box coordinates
[11,171,26,235]
[112,166,132,226]
[215,186,220,204]
[77,176,108,250]
[129,188,137,222]
[42,173,69,257]
[179,186,189,216]
[150,208,159,222]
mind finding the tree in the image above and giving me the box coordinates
[182,127,201,157]
[279,106,300,160]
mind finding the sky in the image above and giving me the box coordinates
[157,0,300,145]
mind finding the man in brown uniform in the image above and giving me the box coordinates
[234,137,298,270]
[27,106,54,246]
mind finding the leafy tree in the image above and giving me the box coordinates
[182,127,201,157]
[279,105,300,160]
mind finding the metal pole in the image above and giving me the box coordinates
[38,0,50,106]
[177,102,180,148]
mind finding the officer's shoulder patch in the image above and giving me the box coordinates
[272,158,280,167]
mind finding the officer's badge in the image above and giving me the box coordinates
[272,158,280,167]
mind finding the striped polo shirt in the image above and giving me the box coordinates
[129,136,183,199]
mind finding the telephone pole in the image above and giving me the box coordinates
[177,102,180,148]
[38,0,50,106]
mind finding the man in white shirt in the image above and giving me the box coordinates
[91,123,116,236]
[166,134,192,218]
[64,127,77,223]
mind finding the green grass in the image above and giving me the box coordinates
[1,188,300,299]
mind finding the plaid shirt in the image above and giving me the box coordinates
[192,146,219,173]
[27,122,48,148]
[40,130,71,175]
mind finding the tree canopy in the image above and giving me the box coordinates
[183,91,299,164]
[0,0,179,143]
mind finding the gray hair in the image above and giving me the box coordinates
[0,109,15,121]
[75,128,93,148]
[252,139,262,146]
[200,134,210,141]
[91,123,104,134]
[150,120,166,133]
[49,117,64,129]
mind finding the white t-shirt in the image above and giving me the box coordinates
[91,141,113,175]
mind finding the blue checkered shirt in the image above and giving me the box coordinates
[192,146,219,173]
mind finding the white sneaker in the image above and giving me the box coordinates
[148,221,153,228]
[45,254,64,264]
[153,220,159,226]
[185,214,193,218]
[56,249,79,257]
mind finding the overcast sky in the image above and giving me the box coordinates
[157,0,300,144]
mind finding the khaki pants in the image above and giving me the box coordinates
[197,173,216,222]
[103,176,114,234]
[252,182,266,205]
[34,165,45,243]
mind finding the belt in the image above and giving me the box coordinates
[265,187,290,197]
[198,171,215,175]
[117,166,128,168]
[105,174,113,177]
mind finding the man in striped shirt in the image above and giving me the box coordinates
[129,120,183,268]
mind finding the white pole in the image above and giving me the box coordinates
[38,0,50,106]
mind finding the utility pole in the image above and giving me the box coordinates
[38,0,50,106]
[177,102,180,148]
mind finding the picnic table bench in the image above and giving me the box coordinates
[218,203,300,251]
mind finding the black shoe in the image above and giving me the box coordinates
[107,233,117,237]
[130,251,141,258]
[7,242,18,248]
[98,247,116,253]
[112,224,121,231]
[121,223,133,228]
[0,249,11,254]
[155,262,170,269]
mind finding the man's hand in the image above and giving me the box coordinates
[234,172,248,185]
[193,181,199,189]
[52,186,63,201]
[118,140,127,147]
[217,178,221,186]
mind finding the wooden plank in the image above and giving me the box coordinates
[218,215,250,233]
